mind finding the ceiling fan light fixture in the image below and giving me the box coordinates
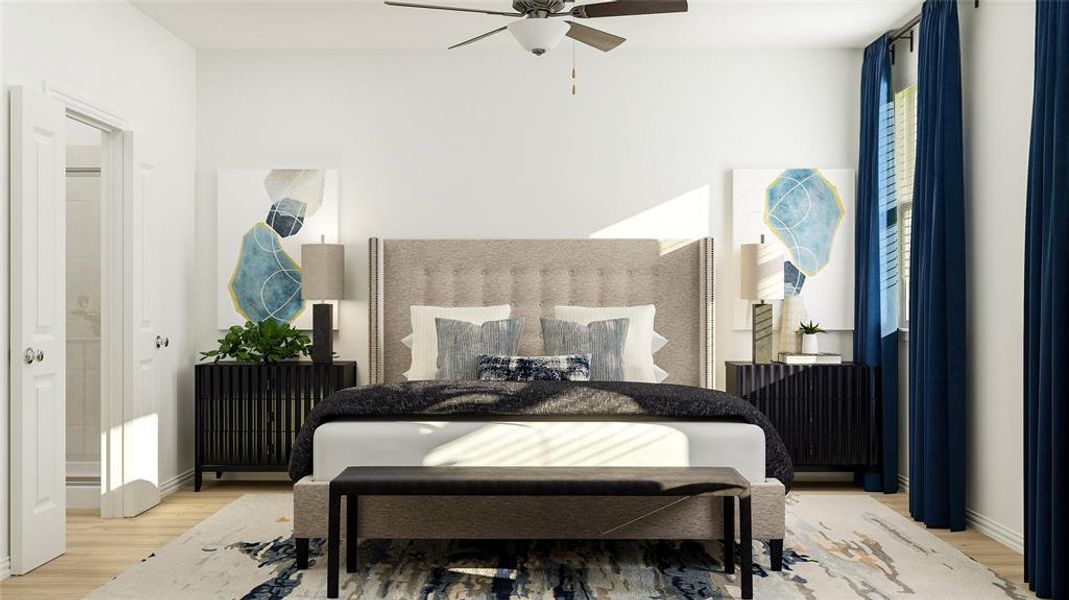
[507,18,568,55]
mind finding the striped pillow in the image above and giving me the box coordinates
[476,354,591,381]
[540,318,629,381]
[435,318,525,380]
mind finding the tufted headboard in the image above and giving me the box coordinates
[368,239,715,388]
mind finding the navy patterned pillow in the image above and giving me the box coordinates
[476,354,592,382]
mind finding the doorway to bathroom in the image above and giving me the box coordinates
[65,117,104,509]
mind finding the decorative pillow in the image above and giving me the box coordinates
[540,318,629,381]
[553,305,666,383]
[476,354,591,382]
[403,305,511,380]
[435,318,525,380]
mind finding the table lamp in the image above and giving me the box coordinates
[740,235,784,363]
[301,237,345,364]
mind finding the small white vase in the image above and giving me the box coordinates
[801,334,819,354]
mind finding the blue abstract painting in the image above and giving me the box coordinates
[228,223,304,324]
[217,169,338,329]
[732,168,855,331]
[764,168,845,276]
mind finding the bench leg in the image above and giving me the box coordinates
[328,491,341,598]
[295,537,309,570]
[346,495,358,573]
[722,496,735,575]
[740,496,753,600]
[770,538,784,571]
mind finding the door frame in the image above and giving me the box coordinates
[40,81,131,520]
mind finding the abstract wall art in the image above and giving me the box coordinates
[732,168,855,331]
[216,169,339,329]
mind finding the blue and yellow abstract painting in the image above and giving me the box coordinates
[764,168,845,277]
[217,169,338,329]
[228,223,304,324]
[732,168,855,331]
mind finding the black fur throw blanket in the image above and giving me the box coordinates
[288,380,793,491]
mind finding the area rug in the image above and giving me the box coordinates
[90,494,1029,599]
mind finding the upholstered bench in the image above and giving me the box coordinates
[325,466,755,599]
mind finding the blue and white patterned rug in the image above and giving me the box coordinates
[90,494,1029,599]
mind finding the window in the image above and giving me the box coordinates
[894,84,918,330]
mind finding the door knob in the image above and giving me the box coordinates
[36,350,44,363]
[156,336,163,349]
[164,337,170,348]
[24,348,35,364]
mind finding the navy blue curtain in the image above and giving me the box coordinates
[1024,3,1069,598]
[854,34,899,494]
[908,0,966,531]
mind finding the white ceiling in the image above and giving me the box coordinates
[132,0,919,51]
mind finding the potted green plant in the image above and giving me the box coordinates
[796,320,828,354]
[200,320,312,364]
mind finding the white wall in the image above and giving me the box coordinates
[891,1,1033,552]
[1,1,197,575]
[959,0,1033,551]
[195,48,861,385]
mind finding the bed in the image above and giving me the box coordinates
[292,238,788,567]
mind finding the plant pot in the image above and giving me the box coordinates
[801,334,820,354]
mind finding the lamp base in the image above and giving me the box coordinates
[312,303,333,364]
[752,302,774,364]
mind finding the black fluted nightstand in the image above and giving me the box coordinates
[725,361,881,472]
[194,361,357,491]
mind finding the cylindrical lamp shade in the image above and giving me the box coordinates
[739,243,785,301]
[300,243,345,300]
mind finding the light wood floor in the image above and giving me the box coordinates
[0,481,1033,599]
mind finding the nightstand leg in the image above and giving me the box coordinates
[722,496,735,575]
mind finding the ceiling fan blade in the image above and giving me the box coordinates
[448,26,509,49]
[565,21,625,52]
[570,0,686,18]
[385,1,521,17]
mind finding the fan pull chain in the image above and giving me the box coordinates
[571,40,577,96]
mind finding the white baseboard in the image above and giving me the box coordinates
[0,555,10,581]
[895,473,1023,554]
[67,483,102,510]
[966,508,1024,554]
[161,468,195,497]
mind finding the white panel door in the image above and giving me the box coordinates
[122,132,161,517]
[9,86,68,574]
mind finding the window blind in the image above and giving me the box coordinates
[894,84,918,328]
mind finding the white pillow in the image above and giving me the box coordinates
[553,305,664,383]
[403,305,511,380]
[652,332,668,354]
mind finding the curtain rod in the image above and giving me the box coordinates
[889,0,979,43]
[889,14,921,43]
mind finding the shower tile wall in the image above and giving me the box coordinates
[67,145,101,465]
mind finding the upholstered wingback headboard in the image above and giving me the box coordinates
[368,239,715,388]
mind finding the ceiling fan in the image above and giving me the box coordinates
[384,0,687,55]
